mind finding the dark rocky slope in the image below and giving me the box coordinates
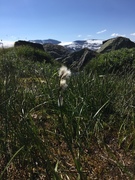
[14,40,44,51]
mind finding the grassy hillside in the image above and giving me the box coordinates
[0,46,135,179]
[85,48,135,74]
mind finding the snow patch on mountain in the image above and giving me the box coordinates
[59,41,73,46]
[59,39,103,51]
[30,39,61,45]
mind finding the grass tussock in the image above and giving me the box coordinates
[0,46,135,179]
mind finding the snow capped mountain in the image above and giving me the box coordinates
[30,39,103,51]
[59,39,102,51]
[30,39,61,45]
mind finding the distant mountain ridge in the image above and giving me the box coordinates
[29,39,103,51]
[30,39,61,45]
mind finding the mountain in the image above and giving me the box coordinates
[43,43,70,59]
[97,36,135,53]
[59,48,98,71]
[29,39,103,51]
[30,39,61,45]
[59,39,102,52]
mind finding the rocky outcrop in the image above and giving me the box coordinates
[14,40,44,51]
[43,43,70,59]
[43,44,97,70]
[97,37,135,53]
[60,48,97,70]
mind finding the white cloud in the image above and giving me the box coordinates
[111,33,126,37]
[0,41,15,48]
[96,29,107,34]
[130,33,135,36]
[77,34,82,38]
[59,41,72,46]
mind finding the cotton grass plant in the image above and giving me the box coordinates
[58,65,71,106]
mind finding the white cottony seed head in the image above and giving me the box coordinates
[58,65,71,106]
[58,66,71,79]
[60,79,68,90]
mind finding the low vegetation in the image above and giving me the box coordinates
[0,46,135,179]
[85,47,135,74]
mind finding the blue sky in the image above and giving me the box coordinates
[0,0,135,43]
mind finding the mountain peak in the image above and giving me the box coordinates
[97,36,135,53]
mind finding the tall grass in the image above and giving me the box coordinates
[0,47,135,179]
